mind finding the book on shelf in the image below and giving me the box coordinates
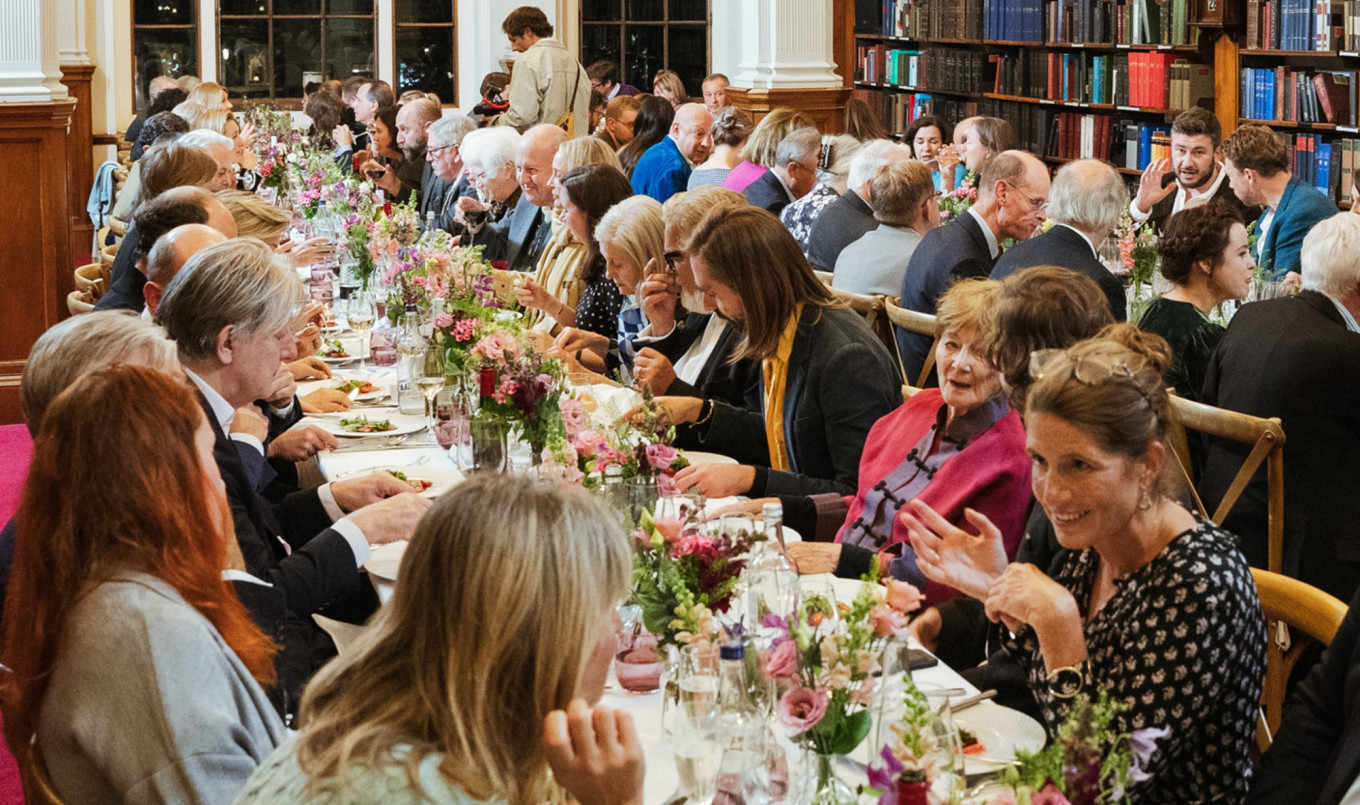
[1242,67,1360,125]
[1345,1,1360,52]
[1245,0,1334,50]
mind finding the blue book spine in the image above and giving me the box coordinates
[1319,140,1332,194]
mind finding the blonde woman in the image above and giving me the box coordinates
[722,108,815,193]
[218,189,334,268]
[235,475,644,805]
[552,194,666,378]
[651,69,688,108]
[197,106,259,173]
[171,99,208,130]
[188,80,232,112]
[512,136,625,327]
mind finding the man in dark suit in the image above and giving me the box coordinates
[1223,123,1338,286]
[743,126,820,216]
[364,98,441,206]
[1129,106,1256,234]
[1200,212,1360,600]
[479,123,564,271]
[992,159,1128,322]
[898,150,1051,380]
[423,112,478,236]
[805,140,914,272]
[154,238,431,699]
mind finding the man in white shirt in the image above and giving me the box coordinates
[1129,107,1253,234]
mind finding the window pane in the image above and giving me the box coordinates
[220,18,271,98]
[669,0,706,20]
[273,18,322,97]
[625,26,664,91]
[219,0,264,15]
[625,0,664,21]
[134,29,198,108]
[582,0,621,20]
[667,25,706,97]
[581,24,621,73]
[393,0,450,24]
[274,0,322,15]
[326,17,374,82]
[134,0,194,26]
[328,0,374,15]
[395,26,453,102]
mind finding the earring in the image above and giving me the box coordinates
[1138,487,1153,511]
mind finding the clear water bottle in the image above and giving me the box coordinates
[712,642,782,805]
[747,502,800,637]
[397,305,426,415]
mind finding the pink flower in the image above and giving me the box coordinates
[868,604,908,639]
[850,675,875,705]
[645,443,679,471]
[493,378,517,405]
[452,318,478,342]
[653,516,684,544]
[1030,783,1072,805]
[655,473,678,497]
[779,686,828,731]
[672,534,719,562]
[571,429,605,458]
[885,579,925,614]
[432,312,454,329]
[559,397,588,437]
[472,331,519,362]
[762,640,799,680]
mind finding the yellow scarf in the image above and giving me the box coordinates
[762,304,803,472]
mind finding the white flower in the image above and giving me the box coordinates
[285,152,299,164]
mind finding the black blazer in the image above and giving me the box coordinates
[692,306,901,497]
[1200,291,1360,599]
[897,212,996,381]
[805,190,876,272]
[990,225,1127,323]
[646,313,762,412]
[1249,584,1360,804]
[482,192,548,271]
[95,221,146,313]
[743,170,794,215]
[1144,172,1257,234]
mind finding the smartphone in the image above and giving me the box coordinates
[901,646,939,672]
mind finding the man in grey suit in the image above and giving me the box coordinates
[804,140,914,272]
[422,112,478,237]
[833,160,938,297]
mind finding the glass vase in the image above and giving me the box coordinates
[809,751,856,805]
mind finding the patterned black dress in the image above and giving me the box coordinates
[1005,522,1265,802]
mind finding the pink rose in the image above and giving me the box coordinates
[868,604,908,639]
[559,398,588,437]
[432,312,454,329]
[655,473,678,497]
[779,686,828,731]
[885,579,925,615]
[672,534,719,562]
[571,430,605,459]
[472,331,518,362]
[762,640,799,680]
[653,516,684,545]
[645,443,679,471]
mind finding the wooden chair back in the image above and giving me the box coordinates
[66,290,96,316]
[1164,394,1286,573]
[108,216,128,239]
[26,736,66,804]
[813,269,835,287]
[73,263,109,300]
[883,298,940,388]
[1250,568,1348,751]
[901,384,923,403]
[99,243,119,271]
[828,287,896,355]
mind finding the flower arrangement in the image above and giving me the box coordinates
[243,102,299,195]
[571,390,690,488]
[630,507,757,647]
[938,180,978,223]
[866,672,950,805]
[470,332,565,458]
[1115,210,1160,322]
[985,693,1167,805]
[762,577,923,758]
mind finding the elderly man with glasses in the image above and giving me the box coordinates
[421,111,478,237]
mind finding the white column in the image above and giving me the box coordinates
[199,0,217,82]
[456,0,518,111]
[377,0,395,88]
[0,0,69,101]
[56,0,90,66]
[716,0,840,90]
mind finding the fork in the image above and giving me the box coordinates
[328,435,409,453]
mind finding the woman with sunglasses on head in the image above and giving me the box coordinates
[905,323,1265,801]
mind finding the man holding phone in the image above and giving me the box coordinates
[1129,107,1254,233]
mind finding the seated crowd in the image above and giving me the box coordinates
[8,4,1360,803]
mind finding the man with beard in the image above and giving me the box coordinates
[1129,107,1254,234]
[366,98,440,205]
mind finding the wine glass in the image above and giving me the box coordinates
[347,292,377,371]
[416,372,446,435]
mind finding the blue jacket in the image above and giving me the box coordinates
[630,136,691,203]
[1254,175,1337,279]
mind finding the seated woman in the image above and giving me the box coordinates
[454,126,523,262]
[360,105,422,204]
[936,115,1011,193]
[1,365,285,803]
[781,134,862,254]
[663,207,901,498]
[1137,200,1254,403]
[218,189,332,268]
[905,114,964,192]
[761,281,1032,608]
[551,195,667,378]
[618,96,674,179]
[236,475,643,805]
[722,109,813,194]
[907,324,1265,801]
[687,106,752,189]
[512,136,624,328]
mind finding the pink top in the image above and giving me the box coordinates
[721,160,768,193]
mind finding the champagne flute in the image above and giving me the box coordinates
[347,292,377,371]
[416,374,446,434]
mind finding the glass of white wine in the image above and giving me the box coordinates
[347,292,377,371]
[416,375,446,435]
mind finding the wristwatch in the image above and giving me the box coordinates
[1046,663,1087,699]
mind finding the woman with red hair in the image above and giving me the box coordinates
[0,365,285,804]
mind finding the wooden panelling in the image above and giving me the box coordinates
[0,100,75,425]
[726,86,855,133]
[61,65,96,263]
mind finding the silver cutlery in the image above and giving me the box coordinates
[946,688,998,714]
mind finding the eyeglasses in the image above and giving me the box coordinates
[590,81,604,91]
[1003,180,1048,212]
[427,143,457,156]
[1028,348,1157,405]
[663,251,683,273]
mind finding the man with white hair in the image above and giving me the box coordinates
[463,124,564,271]
[631,102,713,203]
[422,111,478,235]
[805,139,914,273]
[744,126,821,215]
[991,158,1129,322]
[179,128,239,191]
[1200,212,1360,600]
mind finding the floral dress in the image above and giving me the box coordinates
[1005,522,1265,802]
[780,183,840,253]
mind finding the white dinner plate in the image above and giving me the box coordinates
[365,540,408,581]
[329,375,389,402]
[680,450,738,466]
[316,337,364,363]
[344,464,465,498]
[309,409,427,437]
[954,701,1047,774]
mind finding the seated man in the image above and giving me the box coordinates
[833,160,936,297]
[1129,106,1256,234]
[743,126,820,216]
[364,98,440,205]
[466,124,563,271]
[154,238,431,703]
[805,140,914,273]
[422,112,478,236]
[631,103,713,203]
[991,158,1129,322]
